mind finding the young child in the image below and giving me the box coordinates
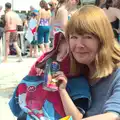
[27,12,38,57]
[9,32,91,120]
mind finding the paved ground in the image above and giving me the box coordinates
[0,56,37,120]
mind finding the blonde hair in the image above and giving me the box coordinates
[65,5,120,79]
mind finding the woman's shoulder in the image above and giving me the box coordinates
[108,68,120,84]
[113,67,120,78]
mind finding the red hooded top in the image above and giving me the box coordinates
[29,32,72,77]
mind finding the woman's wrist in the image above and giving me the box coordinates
[59,88,66,91]
[59,89,67,95]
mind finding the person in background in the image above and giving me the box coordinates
[48,0,58,47]
[103,0,120,40]
[112,0,120,37]
[28,13,38,58]
[0,5,4,61]
[0,5,4,17]
[30,5,39,15]
[3,2,22,62]
[50,0,80,47]
[37,0,51,54]
[48,0,58,17]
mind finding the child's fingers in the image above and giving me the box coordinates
[38,69,44,76]
[36,68,44,76]
[53,71,65,77]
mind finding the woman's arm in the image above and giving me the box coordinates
[54,71,83,120]
[82,112,119,120]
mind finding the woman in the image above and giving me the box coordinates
[56,5,120,119]
[102,0,120,40]
[37,0,51,53]
[50,0,80,42]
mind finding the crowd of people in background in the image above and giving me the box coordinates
[0,0,120,63]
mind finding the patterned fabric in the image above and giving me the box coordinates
[39,18,49,26]
[9,75,90,120]
[25,18,37,43]
[9,76,65,120]
[10,31,18,42]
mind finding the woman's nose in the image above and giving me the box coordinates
[75,38,85,48]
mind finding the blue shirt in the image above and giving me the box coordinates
[86,68,120,117]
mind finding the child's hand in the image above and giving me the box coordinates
[36,68,44,76]
[53,71,67,90]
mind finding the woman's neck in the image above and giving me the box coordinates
[88,63,96,79]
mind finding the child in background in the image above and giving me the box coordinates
[27,12,38,57]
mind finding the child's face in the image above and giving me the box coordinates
[57,39,68,62]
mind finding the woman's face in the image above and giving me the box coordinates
[69,33,99,65]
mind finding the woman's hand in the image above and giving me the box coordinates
[36,68,44,76]
[53,71,67,90]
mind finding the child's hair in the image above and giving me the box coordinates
[31,12,37,17]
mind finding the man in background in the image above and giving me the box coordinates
[3,2,22,62]
[0,5,4,61]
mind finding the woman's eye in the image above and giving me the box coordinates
[70,36,77,39]
[83,35,92,39]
